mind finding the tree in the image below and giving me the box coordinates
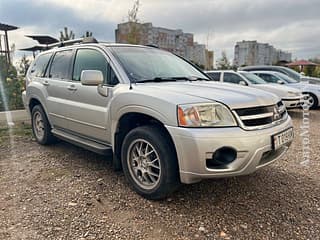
[82,31,93,38]
[0,56,24,111]
[216,51,231,70]
[127,0,141,44]
[18,55,31,76]
[59,27,75,41]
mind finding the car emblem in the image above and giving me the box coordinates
[273,106,281,120]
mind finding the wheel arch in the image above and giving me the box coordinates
[112,112,179,171]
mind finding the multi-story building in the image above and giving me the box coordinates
[234,40,292,67]
[115,22,214,69]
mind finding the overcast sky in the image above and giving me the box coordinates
[1,0,320,63]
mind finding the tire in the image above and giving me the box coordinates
[31,105,56,145]
[306,93,318,109]
[121,126,180,200]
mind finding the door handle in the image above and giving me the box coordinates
[67,84,77,91]
[43,81,49,86]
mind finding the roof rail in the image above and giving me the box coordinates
[46,37,99,49]
[145,44,159,48]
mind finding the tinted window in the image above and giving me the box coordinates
[258,73,279,83]
[207,72,221,81]
[223,73,243,84]
[73,49,108,81]
[30,53,52,77]
[49,50,73,79]
[108,66,119,86]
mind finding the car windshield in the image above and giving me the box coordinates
[110,46,209,82]
[279,67,301,81]
[274,72,299,83]
[239,72,266,84]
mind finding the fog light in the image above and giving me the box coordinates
[206,147,237,168]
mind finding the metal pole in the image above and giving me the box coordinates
[4,30,10,64]
[0,35,2,57]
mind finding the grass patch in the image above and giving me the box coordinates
[0,123,32,144]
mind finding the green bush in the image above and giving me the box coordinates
[0,56,25,112]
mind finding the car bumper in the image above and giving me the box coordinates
[166,116,293,184]
[282,96,303,109]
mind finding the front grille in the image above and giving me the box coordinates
[234,101,287,130]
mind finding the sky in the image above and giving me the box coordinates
[1,0,320,64]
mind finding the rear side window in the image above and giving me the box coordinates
[49,50,73,80]
[207,72,221,81]
[73,49,108,81]
[223,73,243,84]
[29,53,52,77]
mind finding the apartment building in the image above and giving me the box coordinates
[115,22,214,69]
[234,40,292,67]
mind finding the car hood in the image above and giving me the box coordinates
[133,81,280,109]
[301,76,320,85]
[252,84,302,98]
[287,82,320,91]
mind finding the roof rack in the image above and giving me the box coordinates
[145,44,159,48]
[46,37,98,49]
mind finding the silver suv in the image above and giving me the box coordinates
[23,39,293,199]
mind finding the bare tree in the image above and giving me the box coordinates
[216,50,231,70]
[127,0,141,44]
[19,55,31,76]
[59,27,75,41]
[128,0,140,22]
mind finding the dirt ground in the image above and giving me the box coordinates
[0,109,319,240]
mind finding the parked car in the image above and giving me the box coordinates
[205,70,304,109]
[239,65,320,85]
[22,38,293,199]
[251,71,320,109]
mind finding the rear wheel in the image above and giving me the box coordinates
[121,126,180,200]
[31,105,56,145]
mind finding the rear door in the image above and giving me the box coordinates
[45,49,74,129]
[66,47,120,142]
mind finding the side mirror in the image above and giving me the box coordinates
[80,70,103,86]
[239,80,247,86]
[277,80,285,84]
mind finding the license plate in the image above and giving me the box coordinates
[272,128,294,150]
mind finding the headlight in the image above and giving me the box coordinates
[177,103,237,127]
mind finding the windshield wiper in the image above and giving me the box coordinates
[137,76,209,83]
[138,77,178,83]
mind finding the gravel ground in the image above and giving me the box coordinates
[0,109,319,240]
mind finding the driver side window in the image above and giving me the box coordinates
[224,73,243,84]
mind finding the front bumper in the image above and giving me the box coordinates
[22,91,28,112]
[282,96,303,109]
[166,116,293,184]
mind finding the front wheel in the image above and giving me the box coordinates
[306,93,319,109]
[121,126,180,200]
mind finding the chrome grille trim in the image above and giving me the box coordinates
[233,101,288,130]
[240,112,274,121]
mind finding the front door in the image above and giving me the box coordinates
[66,48,119,142]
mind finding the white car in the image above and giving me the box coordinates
[239,65,320,85]
[252,71,320,109]
[206,70,304,109]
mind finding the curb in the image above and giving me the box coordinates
[0,110,30,124]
